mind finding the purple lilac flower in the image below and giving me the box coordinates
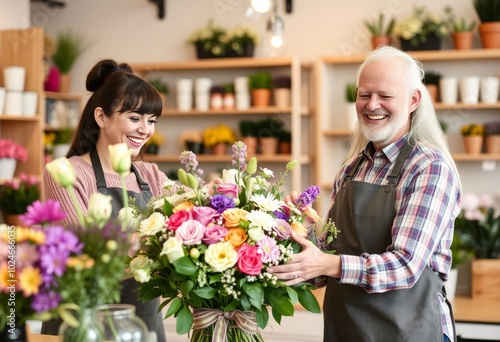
[272,219,292,241]
[232,142,247,172]
[210,194,236,213]
[32,290,62,313]
[20,200,67,226]
[274,210,289,221]
[257,235,280,263]
[179,151,204,185]
[298,186,320,207]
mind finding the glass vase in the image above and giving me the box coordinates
[97,304,149,342]
[58,307,104,342]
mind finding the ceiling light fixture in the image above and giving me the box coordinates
[261,0,287,57]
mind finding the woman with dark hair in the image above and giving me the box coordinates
[42,59,167,341]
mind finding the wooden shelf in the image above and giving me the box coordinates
[161,106,310,116]
[434,102,500,110]
[45,91,83,101]
[323,129,352,137]
[143,153,311,164]
[453,297,500,324]
[452,153,500,161]
[0,115,40,122]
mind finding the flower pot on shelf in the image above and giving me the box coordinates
[0,158,16,179]
[241,136,258,155]
[59,73,72,93]
[371,35,391,49]
[186,142,204,154]
[426,84,439,103]
[463,136,484,154]
[478,22,500,49]
[212,143,227,155]
[146,144,159,155]
[485,135,500,154]
[400,34,442,51]
[259,137,278,155]
[251,89,271,108]
[453,32,474,50]
[274,88,291,108]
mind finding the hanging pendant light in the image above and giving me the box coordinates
[261,0,287,57]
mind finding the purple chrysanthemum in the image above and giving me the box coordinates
[20,200,67,226]
[273,210,289,221]
[210,194,236,213]
[40,245,71,277]
[43,226,82,254]
[298,186,320,207]
[32,290,62,313]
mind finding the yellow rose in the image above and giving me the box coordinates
[46,157,76,188]
[160,237,185,264]
[139,212,166,236]
[291,221,308,237]
[109,143,131,174]
[173,201,195,213]
[86,193,112,227]
[205,241,238,272]
[221,208,248,228]
[224,228,247,249]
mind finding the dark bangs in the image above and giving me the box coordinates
[117,76,162,117]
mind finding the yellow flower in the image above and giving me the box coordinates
[203,124,236,147]
[204,241,238,272]
[461,124,484,136]
[0,263,10,292]
[46,157,76,188]
[109,143,131,174]
[18,266,42,296]
[173,201,195,213]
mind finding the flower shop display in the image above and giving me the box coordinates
[128,141,338,341]
[393,5,452,51]
[145,131,166,155]
[461,123,484,154]
[239,120,259,156]
[363,12,395,49]
[273,76,291,109]
[203,124,236,155]
[248,71,272,108]
[484,121,500,154]
[459,76,480,105]
[180,130,204,154]
[473,0,500,49]
[188,20,259,59]
[0,173,40,225]
[0,139,28,180]
[256,118,285,155]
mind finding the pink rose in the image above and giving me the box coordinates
[175,219,205,245]
[167,210,192,231]
[216,183,239,198]
[191,206,218,226]
[202,225,229,245]
[237,243,263,276]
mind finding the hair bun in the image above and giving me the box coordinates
[86,59,119,92]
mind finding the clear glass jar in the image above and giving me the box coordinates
[58,307,104,342]
[97,304,149,342]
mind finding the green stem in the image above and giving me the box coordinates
[67,185,85,226]
[120,173,129,227]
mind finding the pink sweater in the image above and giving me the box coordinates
[43,156,168,226]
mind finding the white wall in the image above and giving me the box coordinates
[0,0,29,29]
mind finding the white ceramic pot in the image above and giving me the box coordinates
[176,78,193,95]
[3,66,26,91]
[194,78,212,94]
[459,76,480,104]
[177,94,192,112]
[4,90,23,115]
[439,77,458,105]
[0,87,5,115]
[234,76,249,92]
[236,91,250,110]
[0,158,17,179]
[480,76,500,104]
[22,91,38,117]
[195,94,209,111]
[53,144,70,159]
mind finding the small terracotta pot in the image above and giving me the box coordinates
[485,135,500,154]
[463,135,483,154]
[426,84,439,103]
[59,74,72,92]
[241,136,258,155]
[478,22,500,49]
[259,137,278,155]
[371,35,391,49]
[251,89,271,108]
[453,32,473,50]
[212,143,227,155]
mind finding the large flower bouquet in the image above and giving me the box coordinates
[129,141,337,341]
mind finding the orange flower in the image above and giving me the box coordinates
[221,208,248,228]
[173,201,195,213]
[0,263,10,293]
[225,228,247,250]
[291,221,308,237]
[18,266,42,296]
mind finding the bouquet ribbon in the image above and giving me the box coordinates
[193,308,258,342]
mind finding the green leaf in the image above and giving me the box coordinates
[242,283,264,309]
[296,287,321,313]
[256,307,269,329]
[192,286,216,299]
[268,291,294,316]
[173,256,198,276]
[176,304,193,334]
[272,307,282,325]
[162,199,174,217]
[286,286,299,304]
[240,294,252,311]
[180,279,195,297]
[165,297,182,318]
[139,286,164,302]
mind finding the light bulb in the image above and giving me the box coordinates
[251,0,272,13]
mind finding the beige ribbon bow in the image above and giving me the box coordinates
[192,308,258,342]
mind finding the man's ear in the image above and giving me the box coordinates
[94,107,106,128]
[409,88,422,113]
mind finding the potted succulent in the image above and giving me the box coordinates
[148,77,169,110]
[239,120,258,155]
[484,120,500,154]
[276,129,292,154]
[179,130,204,154]
[248,71,272,107]
[345,82,357,131]
[461,123,484,154]
[51,30,89,92]
[203,124,236,155]
[450,16,477,50]
[364,13,395,49]
[256,118,284,155]
[423,71,442,102]
[222,83,235,109]
[273,75,291,108]
[145,131,166,154]
[473,0,500,49]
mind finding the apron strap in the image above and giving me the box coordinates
[90,148,109,195]
[131,164,153,198]
[343,152,365,188]
[385,139,414,192]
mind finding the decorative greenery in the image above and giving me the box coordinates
[222,83,234,94]
[423,71,442,85]
[273,75,291,89]
[364,13,395,36]
[239,120,258,137]
[148,77,169,94]
[248,71,272,90]
[461,123,484,136]
[54,127,74,145]
[393,6,452,46]
[256,118,284,138]
[345,83,357,103]
[484,121,500,135]
[0,173,40,215]
[277,130,292,143]
[473,0,500,23]
[451,17,477,32]
[51,30,89,74]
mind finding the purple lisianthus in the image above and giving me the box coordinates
[273,210,289,221]
[210,194,236,213]
[20,199,67,226]
[298,186,320,207]
[32,290,62,313]
[272,219,292,241]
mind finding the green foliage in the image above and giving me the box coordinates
[54,127,74,145]
[451,17,477,32]
[52,30,89,74]
[256,117,284,137]
[473,0,500,23]
[148,77,169,94]
[345,83,357,102]
[248,71,272,90]
[222,82,234,94]
[423,71,442,85]
[364,13,395,36]
[439,119,448,133]
[0,175,40,215]
[239,120,258,137]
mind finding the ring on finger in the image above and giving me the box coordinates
[294,273,298,279]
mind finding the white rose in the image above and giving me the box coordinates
[108,143,131,174]
[248,227,265,242]
[129,255,153,273]
[204,241,238,272]
[118,207,140,230]
[86,193,112,227]
[222,169,239,185]
[133,269,151,283]
[160,237,185,264]
[139,212,166,236]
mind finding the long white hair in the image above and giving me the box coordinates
[344,46,461,190]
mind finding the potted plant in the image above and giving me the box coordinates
[256,118,284,155]
[222,83,235,109]
[423,71,442,102]
[276,129,292,154]
[0,173,40,223]
[145,131,166,154]
[273,75,291,108]
[248,71,272,107]
[187,20,228,58]
[0,138,28,179]
[393,5,452,51]
[203,124,236,155]
[239,120,258,155]
[209,85,224,110]
[224,25,259,57]
[461,123,484,154]
[53,127,74,158]
[179,130,204,154]
[484,120,500,154]
[345,82,357,131]
[51,30,89,92]
[450,16,477,50]
[473,0,500,49]
[148,77,169,109]
[364,13,395,49]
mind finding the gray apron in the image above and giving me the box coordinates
[42,149,166,342]
[323,140,453,342]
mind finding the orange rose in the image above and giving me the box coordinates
[173,201,194,213]
[291,221,308,237]
[225,228,247,250]
[221,208,248,228]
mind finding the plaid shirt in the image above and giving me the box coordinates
[325,135,461,340]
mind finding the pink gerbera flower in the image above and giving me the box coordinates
[256,235,280,263]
